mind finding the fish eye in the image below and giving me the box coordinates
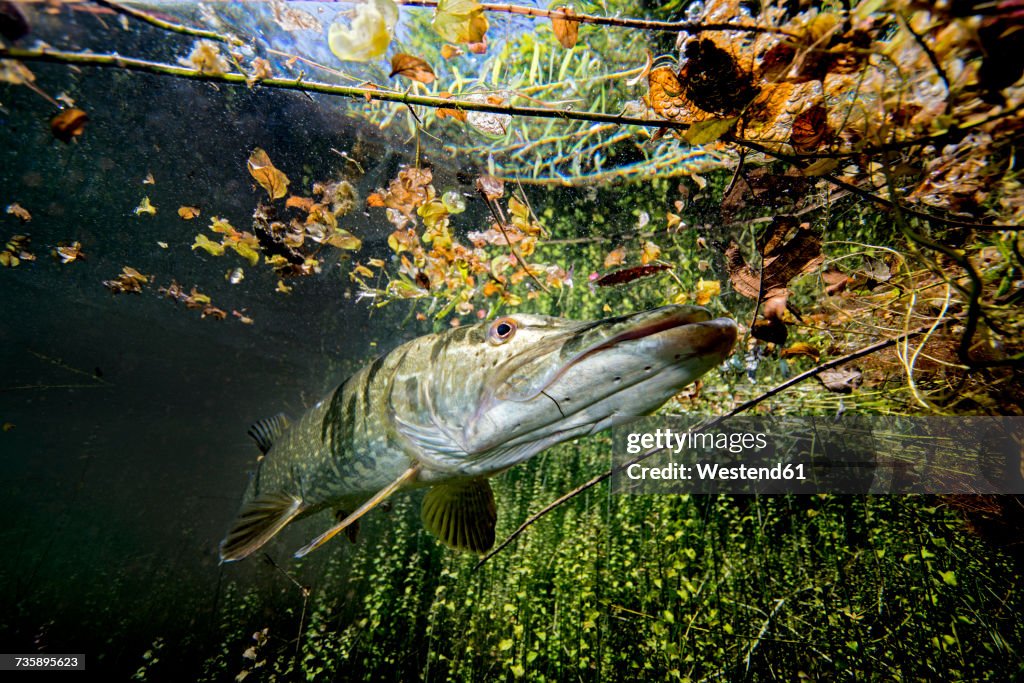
[488,317,517,345]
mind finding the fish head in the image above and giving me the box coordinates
[393,305,737,477]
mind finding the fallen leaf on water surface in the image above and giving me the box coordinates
[596,263,670,287]
[640,241,661,265]
[248,148,290,200]
[440,44,464,59]
[603,246,626,268]
[192,233,225,257]
[780,342,820,362]
[270,0,321,32]
[694,279,721,305]
[232,310,254,325]
[790,105,831,153]
[389,53,436,84]
[433,0,489,45]
[366,192,385,207]
[464,93,511,137]
[475,175,504,200]
[327,0,397,62]
[201,305,228,320]
[286,195,315,212]
[684,117,738,145]
[276,280,293,294]
[53,241,83,264]
[178,206,201,220]
[50,108,88,143]
[324,229,362,250]
[134,196,157,216]
[817,367,862,393]
[142,172,155,185]
[647,66,687,122]
[551,6,579,49]
[103,266,149,294]
[183,40,229,75]
[6,202,31,222]
[751,317,788,345]
[437,106,467,122]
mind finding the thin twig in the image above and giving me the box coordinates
[92,0,242,45]
[475,318,956,569]
[478,189,551,294]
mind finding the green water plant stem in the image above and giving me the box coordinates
[92,0,243,45]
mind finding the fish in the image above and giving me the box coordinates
[219,304,737,562]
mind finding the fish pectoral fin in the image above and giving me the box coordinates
[247,413,290,455]
[294,464,421,559]
[333,509,360,543]
[219,492,306,563]
[421,478,497,554]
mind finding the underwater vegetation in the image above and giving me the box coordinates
[1,0,1023,680]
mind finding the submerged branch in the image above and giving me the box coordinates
[476,318,956,569]
[0,46,696,133]
[92,0,243,45]
[396,0,799,36]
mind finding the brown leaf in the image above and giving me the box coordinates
[5,203,31,222]
[817,367,862,393]
[286,195,316,212]
[178,206,201,220]
[726,220,824,304]
[790,104,831,153]
[475,175,504,200]
[551,6,579,49]
[603,246,626,268]
[366,192,386,207]
[596,263,670,287]
[50,108,88,143]
[678,38,758,117]
[389,53,436,84]
[247,148,290,200]
[822,269,848,295]
[751,317,788,345]
[647,66,687,121]
[780,341,820,362]
[440,44,464,59]
[437,107,467,122]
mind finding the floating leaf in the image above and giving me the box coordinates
[53,241,83,264]
[5,202,31,222]
[475,175,504,200]
[694,279,721,305]
[603,246,626,268]
[247,148,290,200]
[183,40,229,75]
[50,108,88,143]
[647,67,686,121]
[328,0,397,62]
[640,241,661,264]
[286,195,315,212]
[817,367,862,393]
[464,93,510,137]
[142,172,155,185]
[134,196,157,216]
[390,53,436,84]
[0,59,34,85]
[276,280,293,294]
[325,229,362,250]
[178,206,201,220]
[684,117,738,145]
[433,0,489,44]
[440,44,464,59]
[103,266,149,294]
[193,233,225,257]
[366,192,385,207]
[551,7,579,49]
[229,241,260,266]
[791,105,831,153]
[233,310,255,325]
[596,263,670,287]
[780,342,820,362]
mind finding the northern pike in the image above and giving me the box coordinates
[219,305,737,562]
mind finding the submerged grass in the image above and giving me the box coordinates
[195,438,1023,682]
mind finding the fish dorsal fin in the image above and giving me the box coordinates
[219,492,306,563]
[421,479,497,553]
[293,464,421,558]
[247,413,290,455]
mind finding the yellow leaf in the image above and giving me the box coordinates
[192,234,225,256]
[551,6,579,49]
[6,203,31,222]
[134,196,157,215]
[354,264,374,278]
[209,217,239,236]
[390,53,436,84]
[684,117,738,145]
[178,205,201,220]
[780,342,821,362]
[328,0,397,62]
[694,279,721,305]
[433,0,489,44]
[641,241,661,265]
[440,44,464,59]
[276,280,293,294]
[229,241,260,266]
[325,229,362,250]
[247,148,290,200]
